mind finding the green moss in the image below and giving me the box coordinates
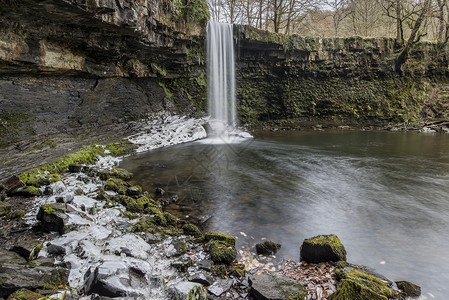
[396,280,421,297]
[335,269,395,299]
[7,289,42,300]
[0,201,11,217]
[15,186,43,197]
[163,228,180,236]
[19,173,60,188]
[211,264,228,278]
[209,240,237,265]
[182,223,203,238]
[229,266,245,278]
[28,242,43,261]
[132,217,157,233]
[204,232,236,247]
[104,140,137,157]
[98,168,133,181]
[256,240,281,255]
[329,279,388,300]
[41,204,56,214]
[163,212,177,227]
[4,209,25,220]
[301,234,346,262]
[104,178,130,194]
[111,195,144,213]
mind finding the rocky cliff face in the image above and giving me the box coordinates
[0,0,208,147]
[235,25,449,126]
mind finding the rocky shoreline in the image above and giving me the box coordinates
[1,115,424,299]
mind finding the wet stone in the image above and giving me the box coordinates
[10,239,42,260]
[166,281,208,300]
[4,176,25,194]
[171,258,193,273]
[47,243,66,256]
[207,279,233,297]
[396,280,421,297]
[0,249,27,266]
[197,259,212,272]
[249,273,307,300]
[255,240,281,255]
[188,272,214,286]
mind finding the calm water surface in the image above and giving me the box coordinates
[120,130,449,298]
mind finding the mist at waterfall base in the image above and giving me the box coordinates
[205,21,251,144]
[120,130,449,299]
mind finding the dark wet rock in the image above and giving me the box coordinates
[255,241,281,255]
[300,234,347,263]
[6,288,42,300]
[36,204,71,234]
[249,273,307,300]
[171,258,194,273]
[182,224,203,238]
[0,249,27,266]
[32,257,56,267]
[0,264,69,298]
[10,239,42,260]
[155,187,165,196]
[166,281,208,300]
[207,279,233,297]
[0,201,12,217]
[396,280,421,297]
[43,182,66,196]
[188,272,214,286]
[209,240,237,265]
[204,232,236,247]
[68,164,82,173]
[4,176,25,195]
[13,186,42,197]
[47,243,66,256]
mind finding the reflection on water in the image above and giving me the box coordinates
[120,130,449,298]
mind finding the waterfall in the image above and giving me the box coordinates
[204,21,252,144]
[207,21,236,132]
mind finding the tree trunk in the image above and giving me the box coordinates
[395,0,431,74]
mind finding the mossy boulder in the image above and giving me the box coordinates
[112,195,145,213]
[182,224,203,238]
[396,280,421,297]
[163,212,178,227]
[329,279,388,300]
[6,288,42,300]
[14,186,43,197]
[300,234,346,263]
[256,240,281,255]
[104,178,130,194]
[209,240,237,265]
[126,185,142,197]
[249,273,307,300]
[36,204,69,234]
[132,217,157,234]
[98,168,132,181]
[204,232,236,247]
[19,173,60,188]
[333,268,395,299]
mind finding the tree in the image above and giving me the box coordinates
[348,0,384,37]
[324,0,351,35]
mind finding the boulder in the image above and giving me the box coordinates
[10,239,43,261]
[209,240,237,265]
[204,232,236,247]
[6,288,42,300]
[83,266,127,298]
[36,204,71,234]
[255,241,281,255]
[171,258,194,273]
[396,280,421,297]
[300,234,346,263]
[3,176,25,194]
[188,272,214,286]
[0,264,69,298]
[47,243,66,256]
[332,268,395,299]
[182,224,203,238]
[166,281,207,300]
[0,249,27,266]
[249,273,307,300]
[14,186,42,197]
[68,164,82,173]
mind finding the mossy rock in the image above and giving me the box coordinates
[164,212,178,227]
[19,173,60,187]
[14,186,43,197]
[132,217,157,233]
[163,228,180,236]
[105,178,130,194]
[0,201,12,217]
[6,288,42,300]
[396,280,421,297]
[126,185,142,197]
[204,232,236,247]
[211,264,228,278]
[112,195,144,213]
[104,140,137,156]
[209,240,237,265]
[98,168,132,181]
[300,234,346,263]
[256,240,281,255]
[329,279,388,300]
[229,266,245,278]
[182,223,203,238]
[334,269,395,299]
[4,209,25,220]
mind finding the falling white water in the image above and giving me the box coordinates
[205,21,252,144]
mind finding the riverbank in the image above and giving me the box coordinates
[0,115,430,299]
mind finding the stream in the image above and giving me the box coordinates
[120,129,449,299]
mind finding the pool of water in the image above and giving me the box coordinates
[120,130,449,298]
